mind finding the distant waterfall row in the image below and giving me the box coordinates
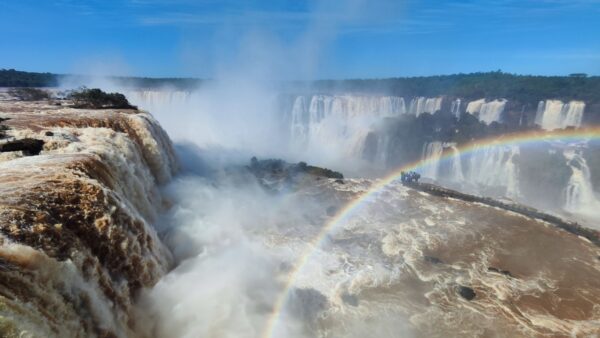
[126,91,587,134]
[286,94,596,218]
[288,95,446,122]
[288,94,505,126]
[287,95,508,158]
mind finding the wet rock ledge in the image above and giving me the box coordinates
[0,99,177,337]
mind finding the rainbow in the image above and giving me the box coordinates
[262,127,600,338]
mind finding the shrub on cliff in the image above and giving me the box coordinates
[293,161,343,179]
[0,118,8,139]
[67,88,137,109]
[8,87,51,101]
[249,157,344,180]
[304,165,344,179]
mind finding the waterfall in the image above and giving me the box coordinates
[563,148,600,216]
[466,99,506,125]
[451,99,461,119]
[409,97,442,116]
[466,144,520,198]
[0,108,177,337]
[288,95,405,159]
[126,90,192,111]
[421,142,464,182]
[563,101,586,128]
[290,96,310,146]
[422,142,443,179]
[535,100,585,130]
[535,100,545,126]
[373,134,390,165]
[466,99,485,115]
[536,100,565,130]
[447,145,465,182]
[479,100,506,125]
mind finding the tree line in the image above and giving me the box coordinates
[0,69,202,90]
[298,71,600,104]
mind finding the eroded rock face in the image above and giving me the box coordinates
[0,101,177,337]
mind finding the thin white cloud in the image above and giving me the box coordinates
[135,1,450,36]
[138,10,317,26]
[519,51,600,60]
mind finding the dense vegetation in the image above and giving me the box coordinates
[249,157,344,180]
[0,69,59,87]
[67,88,137,109]
[8,88,51,101]
[0,118,9,139]
[0,69,202,90]
[301,72,600,104]
[296,161,344,179]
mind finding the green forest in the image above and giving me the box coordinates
[0,69,201,90]
[0,69,60,87]
[306,72,600,104]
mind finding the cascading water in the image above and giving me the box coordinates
[563,101,586,127]
[372,134,391,166]
[0,104,178,337]
[127,90,192,112]
[536,100,565,130]
[466,99,506,125]
[451,99,461,119]
[535,100,585,130]
[563,148,600,216]
[421,142,464,182]
[447,145,465,182]
[408,97,442,116]
[421,142,444,179]
[290,95,310,145]
[288,95,405,160]
[466,99,485,115]
[466,144,520,198]
[479,100,506,125]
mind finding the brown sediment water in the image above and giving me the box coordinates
[0,100,177,337]
[278,179,600,337]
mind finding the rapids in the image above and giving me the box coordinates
[0,100,177,337]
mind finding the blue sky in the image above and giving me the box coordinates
[1,0,599,78]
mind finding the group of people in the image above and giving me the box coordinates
[400,171,421,183]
